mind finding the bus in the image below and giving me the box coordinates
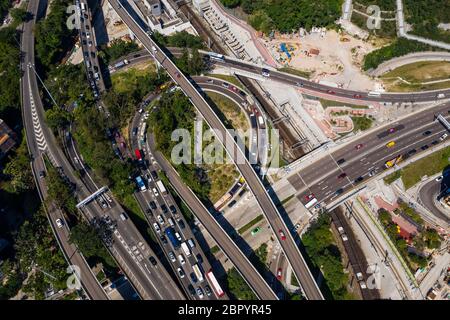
[368,91,381,97]
[135,148,143,161]
[192,264,204,282]
[304,197,318,209]
[180,242,191,257]
[208,52,225,62]
[135,176,146,192]
[165,227,180,249]
[206,270,224,297]
[156,180,167,195]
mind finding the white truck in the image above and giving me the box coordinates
[156,180,167,195]
[180,242,191,257]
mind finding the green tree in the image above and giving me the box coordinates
[69,222,116,268]
[46,166,77,216]
[225,267,258,300]
[422,228,441,249]
[10,8,29,23]
[3,137,34,193]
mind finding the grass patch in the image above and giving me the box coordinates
[384,170,403,185]
[111,62,156,94]
[381,61,450,83]
[206,92,249,131]
[278,66,311,79]
[352,116,373,131]
[401,146,450,189]
[290,272,300,287]
[320,99,368,109]
[207,74,243,89]
[207,163,239,204]
[238,214,264,235]
[381,79,450,92]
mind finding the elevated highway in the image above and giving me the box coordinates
[109,0,323,300]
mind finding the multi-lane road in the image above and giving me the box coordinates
[109,0,323,300]
[285,103,450,209]
[214,57,450,104]
[20,0,107,300]
[419,178,450,224]
[130,106,225,300]
[77,0,104,96]
[21,0,184,300]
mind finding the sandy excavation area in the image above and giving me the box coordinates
[263,29,382,91]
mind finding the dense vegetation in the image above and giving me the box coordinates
[153,31,205,50]
[148,91,211,202]
[302,213,353,300]
[69,222,116,269]
[355,0,396,11]
[224,267,258,300]
[221,0,343,33]
[377,208,441,271]
[404,0,450,43]
[0,27,21,124]
[45,165,78,217]
[99,39,140,64]
[35,0,76,70]
[72,104,135,201]
[0,0,11,23]
[363,38,440,70]
[0,207,69,300]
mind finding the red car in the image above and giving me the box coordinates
[276,268,282,280]
[353,94,362,99]
[230,86,238,92]
[388,127,395,133]
[327,89,336,94]
[338,172,347,179]
[175,71,181,78]
[305,194,315,201]
[278,229,286,240]
[355,143,363,150]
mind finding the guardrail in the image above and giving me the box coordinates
[111,0,322,299]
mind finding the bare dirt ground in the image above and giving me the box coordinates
[263,29,381,91]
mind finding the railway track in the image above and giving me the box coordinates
[344,201,413,299]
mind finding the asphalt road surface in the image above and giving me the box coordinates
[290,103,450,208]
[419,179,450,224]
[20,0,108,300]
[22,0,184,300]
[109,0,323,300]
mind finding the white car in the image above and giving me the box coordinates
[157,215,164,224]
[152,187,159,197]
[55,218,64,228]
[178,254,185,265]
[436,175,443,182]
[177,267,185,278]
[440,133,448,141]
[168,251,176,263]
[153,222,161,233]
[175,232,182,242]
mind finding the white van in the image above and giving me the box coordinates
[178,254,185,265]
[168,217,175,227]
[187,238,195,248]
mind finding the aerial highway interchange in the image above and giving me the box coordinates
[7,0,449,304]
